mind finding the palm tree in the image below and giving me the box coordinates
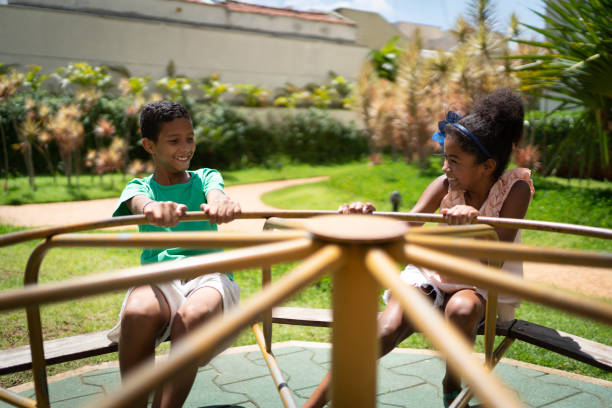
[511,0,612,177]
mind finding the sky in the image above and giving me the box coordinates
[238,0,546,33]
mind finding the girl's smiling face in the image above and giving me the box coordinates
[442,134,490,192]
[144,117,195,177]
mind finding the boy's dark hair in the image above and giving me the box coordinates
[140,100,191,142]
[446,88,524,179]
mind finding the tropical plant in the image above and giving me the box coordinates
[356,0,519,170]
[399,37,436,168]
[47,105,84,185]
[511,0,612,178]
[198,74,230,104]
[155,76,192,101]
[22,65,48,92]
[232,84,271,107]
[513,143,542,172]
[85,137,127,182]
[30,101,56,181]
[13,112,38,190]
[368,36,403,82]
[118,76,150,96]
[0,68,24,189]
[54,62,112,90]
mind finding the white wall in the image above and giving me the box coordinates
[0,2,368,88]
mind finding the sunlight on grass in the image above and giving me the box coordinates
[0,162,366,205]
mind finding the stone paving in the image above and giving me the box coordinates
[3,342,611,408]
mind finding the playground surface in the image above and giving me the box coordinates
[3,342,611,408]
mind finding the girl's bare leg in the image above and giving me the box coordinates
[442,289,485,398]
[303,297,415,408]
[153,287,223,408]
[119,286,171,408]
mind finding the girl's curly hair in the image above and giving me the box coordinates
[446,88,524,179]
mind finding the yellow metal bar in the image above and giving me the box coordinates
[411,224,496,236]
[0,388,37,408]
[405,234,612,268]
[483,289,498,366]
[483,235,502,367]
[25,306,49,408]
[0,238,318,312]
[366,248,523,408]
[262,264,273,353]
[401,245,612,325]
[24,241,53,408]
[374,212,612,239]
[48,230,308,248]
[88,244,343,408]
[331,245,379,408]
[451,338,517,408]
[0,211,333,247]
[3,210,610,249]
[252,323,298,408]
[412,225,499,239]
[262,219,277,353]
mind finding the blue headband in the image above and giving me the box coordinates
[432,111,492,158]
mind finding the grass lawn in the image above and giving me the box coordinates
[1,159,611,388]
[0,163,361,205]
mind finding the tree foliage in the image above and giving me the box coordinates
[511,0,612,175]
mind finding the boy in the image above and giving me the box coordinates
[107,100,241,407]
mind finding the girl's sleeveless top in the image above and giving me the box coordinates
[421,168,535,306]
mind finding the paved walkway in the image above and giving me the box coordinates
[0,177,329,231]
[4,342,611,408]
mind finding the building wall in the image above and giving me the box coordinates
[335,8,407,49]
[394,22,456,50]
[0,2,368,88]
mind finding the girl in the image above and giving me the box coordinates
[303,89,534,408]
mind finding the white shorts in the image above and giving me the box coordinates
[107,272,241,349]
[383,265,516,321]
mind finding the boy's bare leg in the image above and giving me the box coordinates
[119,285,171,408]
[154,287,223,408]
[303,297,415,408]
[442,289,485,397]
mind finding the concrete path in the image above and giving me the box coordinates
[0,177,328,230]
[4,342,611,408]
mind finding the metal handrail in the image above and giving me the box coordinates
[11,231,315,407]
[0,212,610,408]
[2,210,611,247]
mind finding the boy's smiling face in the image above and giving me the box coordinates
[143,117,195,177]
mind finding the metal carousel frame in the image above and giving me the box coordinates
[0,210,610,408]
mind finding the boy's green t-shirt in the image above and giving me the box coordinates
[113,168,225,265]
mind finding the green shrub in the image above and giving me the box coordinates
[192,104,277,169]
[192,106,368,169]
[525,110,611,179]
[276,109,368,164]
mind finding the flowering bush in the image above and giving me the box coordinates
[0,62,359,185]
